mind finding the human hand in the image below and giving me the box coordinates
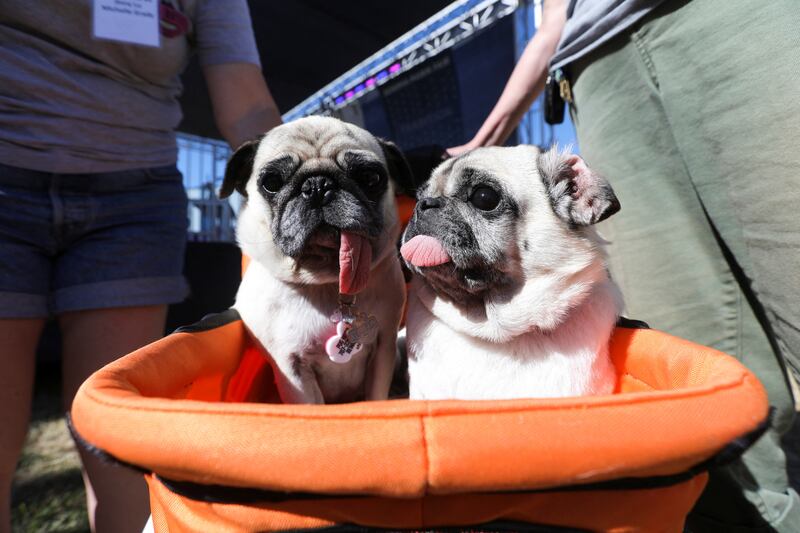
[446,142,478,157]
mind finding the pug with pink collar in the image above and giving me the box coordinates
[401,146,624,400]
[221,117,409,404]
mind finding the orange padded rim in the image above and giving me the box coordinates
[71,314,768,498]
[144,472,708,532]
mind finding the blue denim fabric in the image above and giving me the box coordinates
[0,163,189,318]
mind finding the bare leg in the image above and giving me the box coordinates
[60,305,166,533]
[0,318,45,533]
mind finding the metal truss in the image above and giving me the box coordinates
[284,0,520,120]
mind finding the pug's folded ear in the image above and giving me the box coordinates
[537,148,620,226]
[219,136,262,199]
[377,138,416,197]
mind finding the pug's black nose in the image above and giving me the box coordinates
[417,197,445,211]
[301,176,337,207]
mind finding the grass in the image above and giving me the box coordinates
[11,365,88,533]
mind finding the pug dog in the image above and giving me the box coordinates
[220,116,408,404]
[400,145,624,400]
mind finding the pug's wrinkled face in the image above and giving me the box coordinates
[401,145,620,306]
[222,116,410,285]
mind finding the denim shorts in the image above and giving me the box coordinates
[0,162,190,318]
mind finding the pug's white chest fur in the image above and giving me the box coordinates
[235,261,378,404]
[406,278,622,400]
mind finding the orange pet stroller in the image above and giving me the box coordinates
[70,305,768,532]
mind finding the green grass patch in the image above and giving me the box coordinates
[11,368,89,533]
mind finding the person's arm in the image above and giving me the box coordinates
[448,0,567,155]
[193,0,281,148]
[203,62,283,150]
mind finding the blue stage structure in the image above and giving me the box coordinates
[177,0,578,242]
[285,0,577,150]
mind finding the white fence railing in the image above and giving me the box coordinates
[177,133,239,242]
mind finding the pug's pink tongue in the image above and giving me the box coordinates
[339,231,372,295]
[400,235,451,267]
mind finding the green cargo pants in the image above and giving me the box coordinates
[568,0,800,531]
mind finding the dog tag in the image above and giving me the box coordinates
[325,320,363,363]
[324,294,377,363]
[347,312,379,344]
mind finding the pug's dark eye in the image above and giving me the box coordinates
[355,169,383,190]
[259,172,282,194]
[469,186,500,211]
[364,172,381,187]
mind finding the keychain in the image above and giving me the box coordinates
[325,294,379,364]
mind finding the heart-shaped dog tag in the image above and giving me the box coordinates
[325,321,363,364]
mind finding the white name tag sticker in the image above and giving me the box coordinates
[93,0,160,47]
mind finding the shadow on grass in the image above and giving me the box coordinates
[12,468,88,533]
[12,324,89,533]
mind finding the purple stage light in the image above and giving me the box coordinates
[345,90,355,99]
[365,77,376,87]
[389,63,401,73]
